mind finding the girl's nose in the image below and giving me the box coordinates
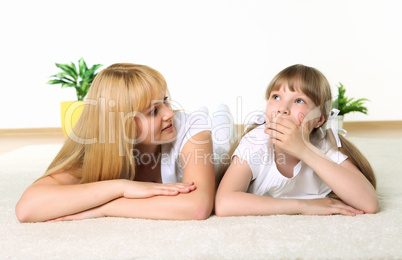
[277,107,289,115]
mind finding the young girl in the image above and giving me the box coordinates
[215,64,378,217]
[16,63,235,222]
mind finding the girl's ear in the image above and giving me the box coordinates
[316,114,325,128]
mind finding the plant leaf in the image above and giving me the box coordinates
[332,83,369,115]
[82,64,102,82]
[55,62,78,80]
[78,57,88,78]
[61,83,75,89]
[47,79,68,85]
[49,58,102,101]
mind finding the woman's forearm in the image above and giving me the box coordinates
[102,190,213,220]
[15,180,125,222]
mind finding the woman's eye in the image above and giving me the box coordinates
[295,99,305,104]
[150,108,157,116]
[163,96,169,104]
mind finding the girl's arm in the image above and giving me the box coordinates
[266,116,379,214]
[215,156,363,217]
[49,130,216,221]
[15,173,195,223]
[299,144,378,213]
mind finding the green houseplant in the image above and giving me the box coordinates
[47,57,103,101]
[332,82,369,129]
[47,58,103,136]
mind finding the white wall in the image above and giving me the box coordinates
[1,0,401,128]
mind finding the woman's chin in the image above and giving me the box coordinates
[159,129,177,143]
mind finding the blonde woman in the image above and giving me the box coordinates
[16,63,234,222]
[215,64,378,217]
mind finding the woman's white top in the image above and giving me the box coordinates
[161,109,235,183]
[232,124,348,199]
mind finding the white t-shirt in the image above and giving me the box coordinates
[232,124,348,199]
[161,110,233,183]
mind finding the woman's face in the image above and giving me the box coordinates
[135,92,176,145]
[265,83,324,132]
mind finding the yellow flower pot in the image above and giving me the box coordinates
[60,101,85,137]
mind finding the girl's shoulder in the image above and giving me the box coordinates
[311,128,348,164]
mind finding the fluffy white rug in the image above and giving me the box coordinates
[1,137,401,259]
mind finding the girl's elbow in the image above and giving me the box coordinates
[364,198,379,214]
[214,205,226,217]
[214,196,231,217]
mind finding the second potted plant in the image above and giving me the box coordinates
[332,82,369,129]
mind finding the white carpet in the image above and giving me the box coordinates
[1,138,401,259]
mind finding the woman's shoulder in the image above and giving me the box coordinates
[34,171,80,186]
[173,110,210,127]
[234,124,270,161]
[240,124,269,146]
[173,110,211,137]
[168,111,211,153]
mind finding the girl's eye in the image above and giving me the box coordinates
[295,99,305,104]
[272,94,280,100]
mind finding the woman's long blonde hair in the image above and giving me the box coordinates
[41,63,169,183]
[217,64,376,192]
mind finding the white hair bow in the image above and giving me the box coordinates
[323,108,347,148]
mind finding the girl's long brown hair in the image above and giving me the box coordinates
[40,63,169,183]
[216,64,376,193]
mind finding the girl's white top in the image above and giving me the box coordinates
[232,124,348,199]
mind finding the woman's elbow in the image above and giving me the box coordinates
[192,205,212,220]
[183,198,213,220]
[15,200,35,223]
[15,195,45,223]
[193,201,213,220]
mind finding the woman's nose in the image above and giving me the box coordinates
[162,105,174,121]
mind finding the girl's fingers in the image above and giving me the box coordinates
[303,198,365,216]
[265,123,285,136]
[273,116,296,128]
[331,200,364,216]
[265,116,296,136]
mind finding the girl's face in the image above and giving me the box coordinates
[135,92,176,145]
[265,84,324,132]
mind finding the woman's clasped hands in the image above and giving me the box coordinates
[47,181,196,222]
[122,180,196,198]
